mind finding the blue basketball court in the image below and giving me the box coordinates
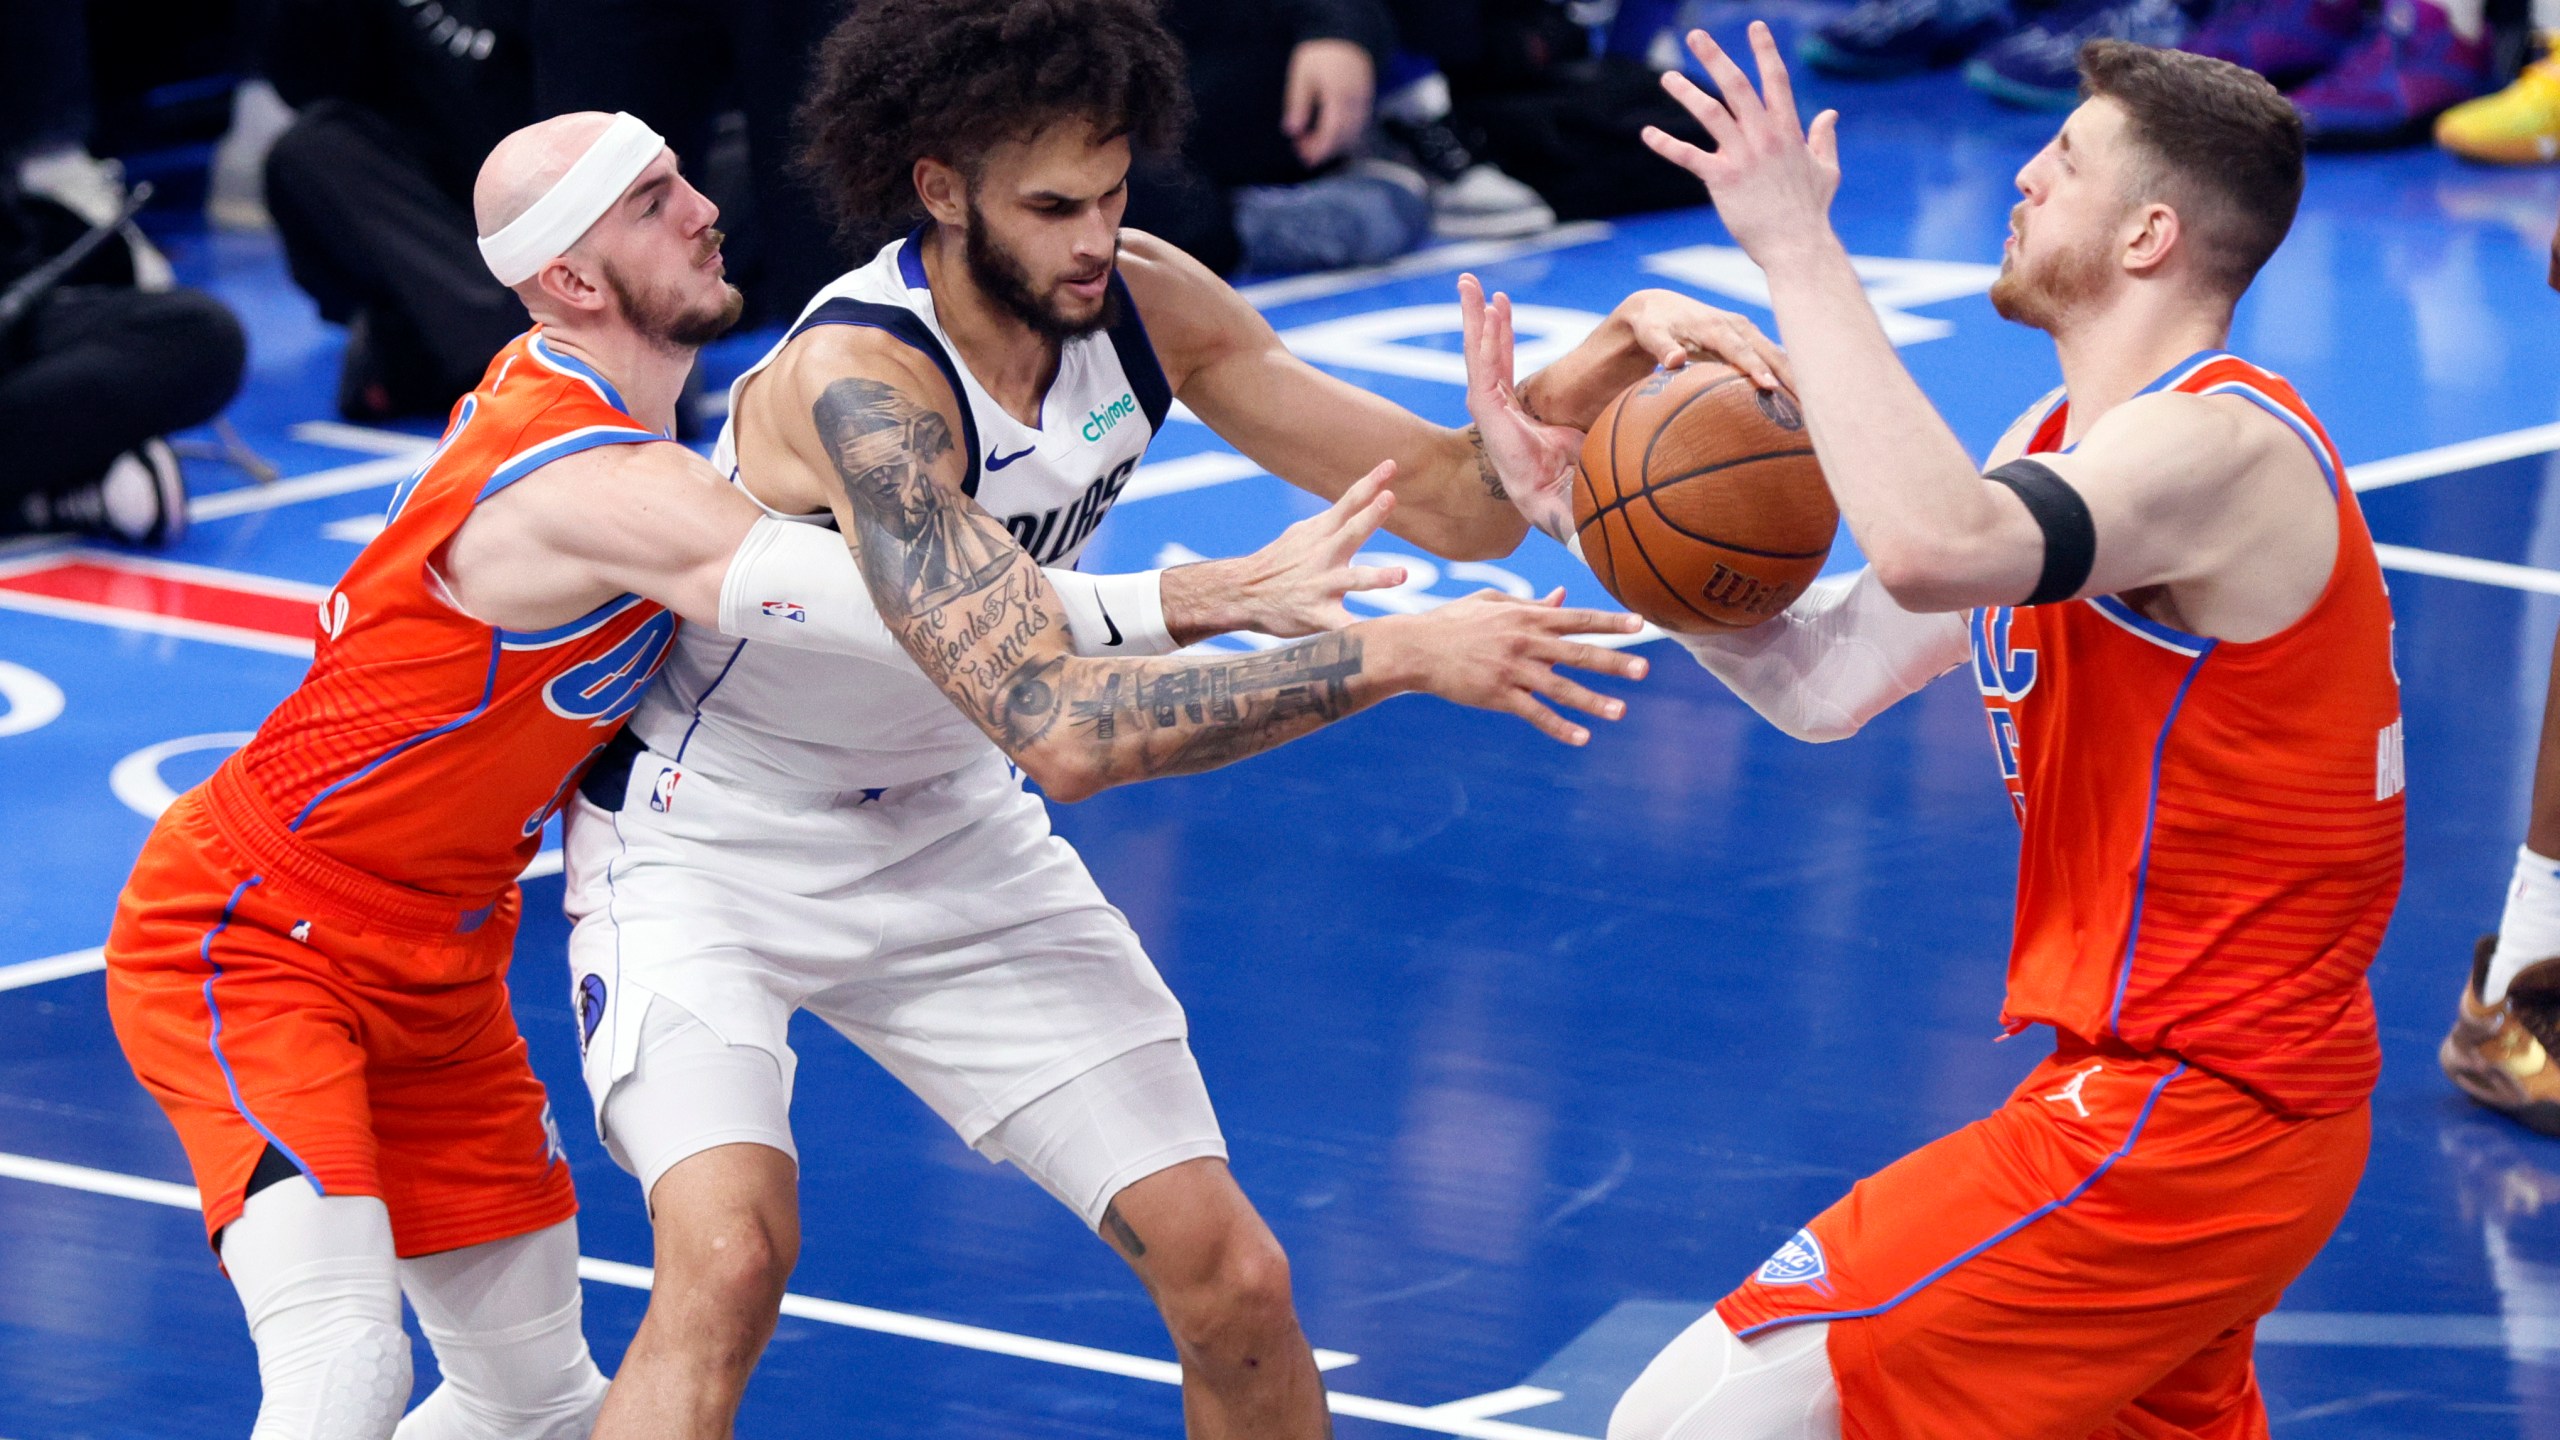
[5,42,2560,1440]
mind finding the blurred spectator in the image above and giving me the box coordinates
[1796,0,2194,110]
[0,172,246,546]
[1,0,173,289]
[261,0,533,421]
[1377,0,1560,237]
[531,0,849,323]
[2438,13,2560,160]
[1127,0,1437,275]
[2201,0,2491,146]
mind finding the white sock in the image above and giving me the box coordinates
[2425,0,2488,44]
[2489,845,2560,1004]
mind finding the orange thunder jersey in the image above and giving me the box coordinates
[1974,352,2405,1117]
[226,329,676,906]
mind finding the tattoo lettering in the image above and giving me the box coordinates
[1466,422,1506,502]
[1101,1201,1147,1260]
[813,376,1378,791]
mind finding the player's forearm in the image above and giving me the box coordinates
[1760,238,2009,601]
[1518,303,1659,432]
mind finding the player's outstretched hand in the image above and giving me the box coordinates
[1617,289,1793,391]
[1461,272,1583,544]
[1224,461,1410,638]
[1641,23,1841,267]
[1382,588,1648,745]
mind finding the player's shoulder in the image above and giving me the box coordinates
[1114,226,1260,370]
[767,317,956,415]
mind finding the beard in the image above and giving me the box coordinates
[603,229,744,351]
[962,198,1119,342]
[1988,214,2115,334]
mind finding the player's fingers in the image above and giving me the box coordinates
[1809,109,1841,173]
[1719,318,1786,390]
[1338,564,1405,594]
[1500,690,1590,746]
[1526,604,1644,634]
[1656,72,1739,151]
[1641,123,1720,182]
[1336,495,1398,556]
[1327,461,1393,516]
[1523,664,1627,722]
[1749,21,1803,135]
[1458,274,1487,371]
[1531,636,1652,679]
[1682,28,1765,128]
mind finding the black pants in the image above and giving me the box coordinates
[1123,15,1336,276]
[0,285,244,502]
[264,100,524,416]
[532,0,850,324]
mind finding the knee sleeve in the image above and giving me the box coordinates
[1607,1313,1839,1440]
[220,1183,414,1440]
[975,1039,1227,1228]
[394,1219,606,1440]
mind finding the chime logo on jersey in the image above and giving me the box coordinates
[542,610,679,723]
[1757,1229,1827,1286]
[1081,391,1137,442]
[1003,457,1141,564]
[759,600,807,624]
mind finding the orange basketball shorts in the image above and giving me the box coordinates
[1717,1042,2369,1440]
[104,775,575,1256]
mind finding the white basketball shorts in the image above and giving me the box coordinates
[560,741,1223,1224]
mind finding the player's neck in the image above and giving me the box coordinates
[536,325,694,435]
[920,230,1063,427]
[2048,295,2231,445]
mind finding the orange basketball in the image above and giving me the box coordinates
[1573,363,1837,633]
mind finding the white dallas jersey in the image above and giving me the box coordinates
[629,230,1170,790]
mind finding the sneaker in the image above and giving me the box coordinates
[2442,935,2560,1137]
[2291,0,2492,149]
[1802,0,2018,77]
[1378,115,1558,240]
[2437,33,2560,162]
[1966,0,2193,109]
[16,146,176,291]
[2183,0,2371,88]
[23,440,188,547]
[1233,160,1433,275]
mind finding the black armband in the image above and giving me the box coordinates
[1984,459,2095,606]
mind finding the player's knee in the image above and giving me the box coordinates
[1161,1227,1297,1358]
[671,1210,797,1330]
[255,1315,412,1440]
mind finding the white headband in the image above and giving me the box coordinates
[477,112,668,287]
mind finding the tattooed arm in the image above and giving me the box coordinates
[771,332,1648,802]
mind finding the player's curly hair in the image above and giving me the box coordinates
[797,0,1191,241]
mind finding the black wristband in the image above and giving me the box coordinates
[1985,459,2096,606]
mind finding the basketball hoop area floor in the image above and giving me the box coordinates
[6,62,2560,1440]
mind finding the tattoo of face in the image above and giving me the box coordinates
[1101,1201,1147,1260]
[810,375,1377,789]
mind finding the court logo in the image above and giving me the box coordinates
[577,972,608,1054]
[1757,1229,1827,1287]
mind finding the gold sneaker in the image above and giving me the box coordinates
[2442,935,2560,1136]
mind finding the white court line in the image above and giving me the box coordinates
[0,1149,1591,1440]
[0,947,105,993]
[287,421,439,458]
[2348,422,2560,491]
[2374,544,2560,596]
[190,452,426,522]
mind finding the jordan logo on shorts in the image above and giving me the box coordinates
[2044,1063,2103,1118]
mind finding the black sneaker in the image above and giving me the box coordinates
[27,439,189,547]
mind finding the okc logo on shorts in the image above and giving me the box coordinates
[1757,1229,1828,1287]
[759,600,806,624]
[577,972,607,1054]
[539,1101,567,1167]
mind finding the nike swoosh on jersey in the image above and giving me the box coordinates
[986,445,1037,470]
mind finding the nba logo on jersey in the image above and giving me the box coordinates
[1757,1229,1828,1286]
[759,600,807,624]
[649,766,681,814]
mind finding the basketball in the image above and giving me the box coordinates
[1572,363,1838,633]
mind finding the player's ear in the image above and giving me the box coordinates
[915,157,969,229]
[534,253,610,316]
[2122,201,2179,279]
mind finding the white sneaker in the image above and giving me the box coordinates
[17,146,176,290]
[209,80,294,232]
[44,440,190,546]
[1431,164,1558,239]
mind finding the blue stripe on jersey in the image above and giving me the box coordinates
[288,632,504,831]
[529,334,631,414]
[477,427,662,502]
[1104,271,1172,433]
[791,298,987,497]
